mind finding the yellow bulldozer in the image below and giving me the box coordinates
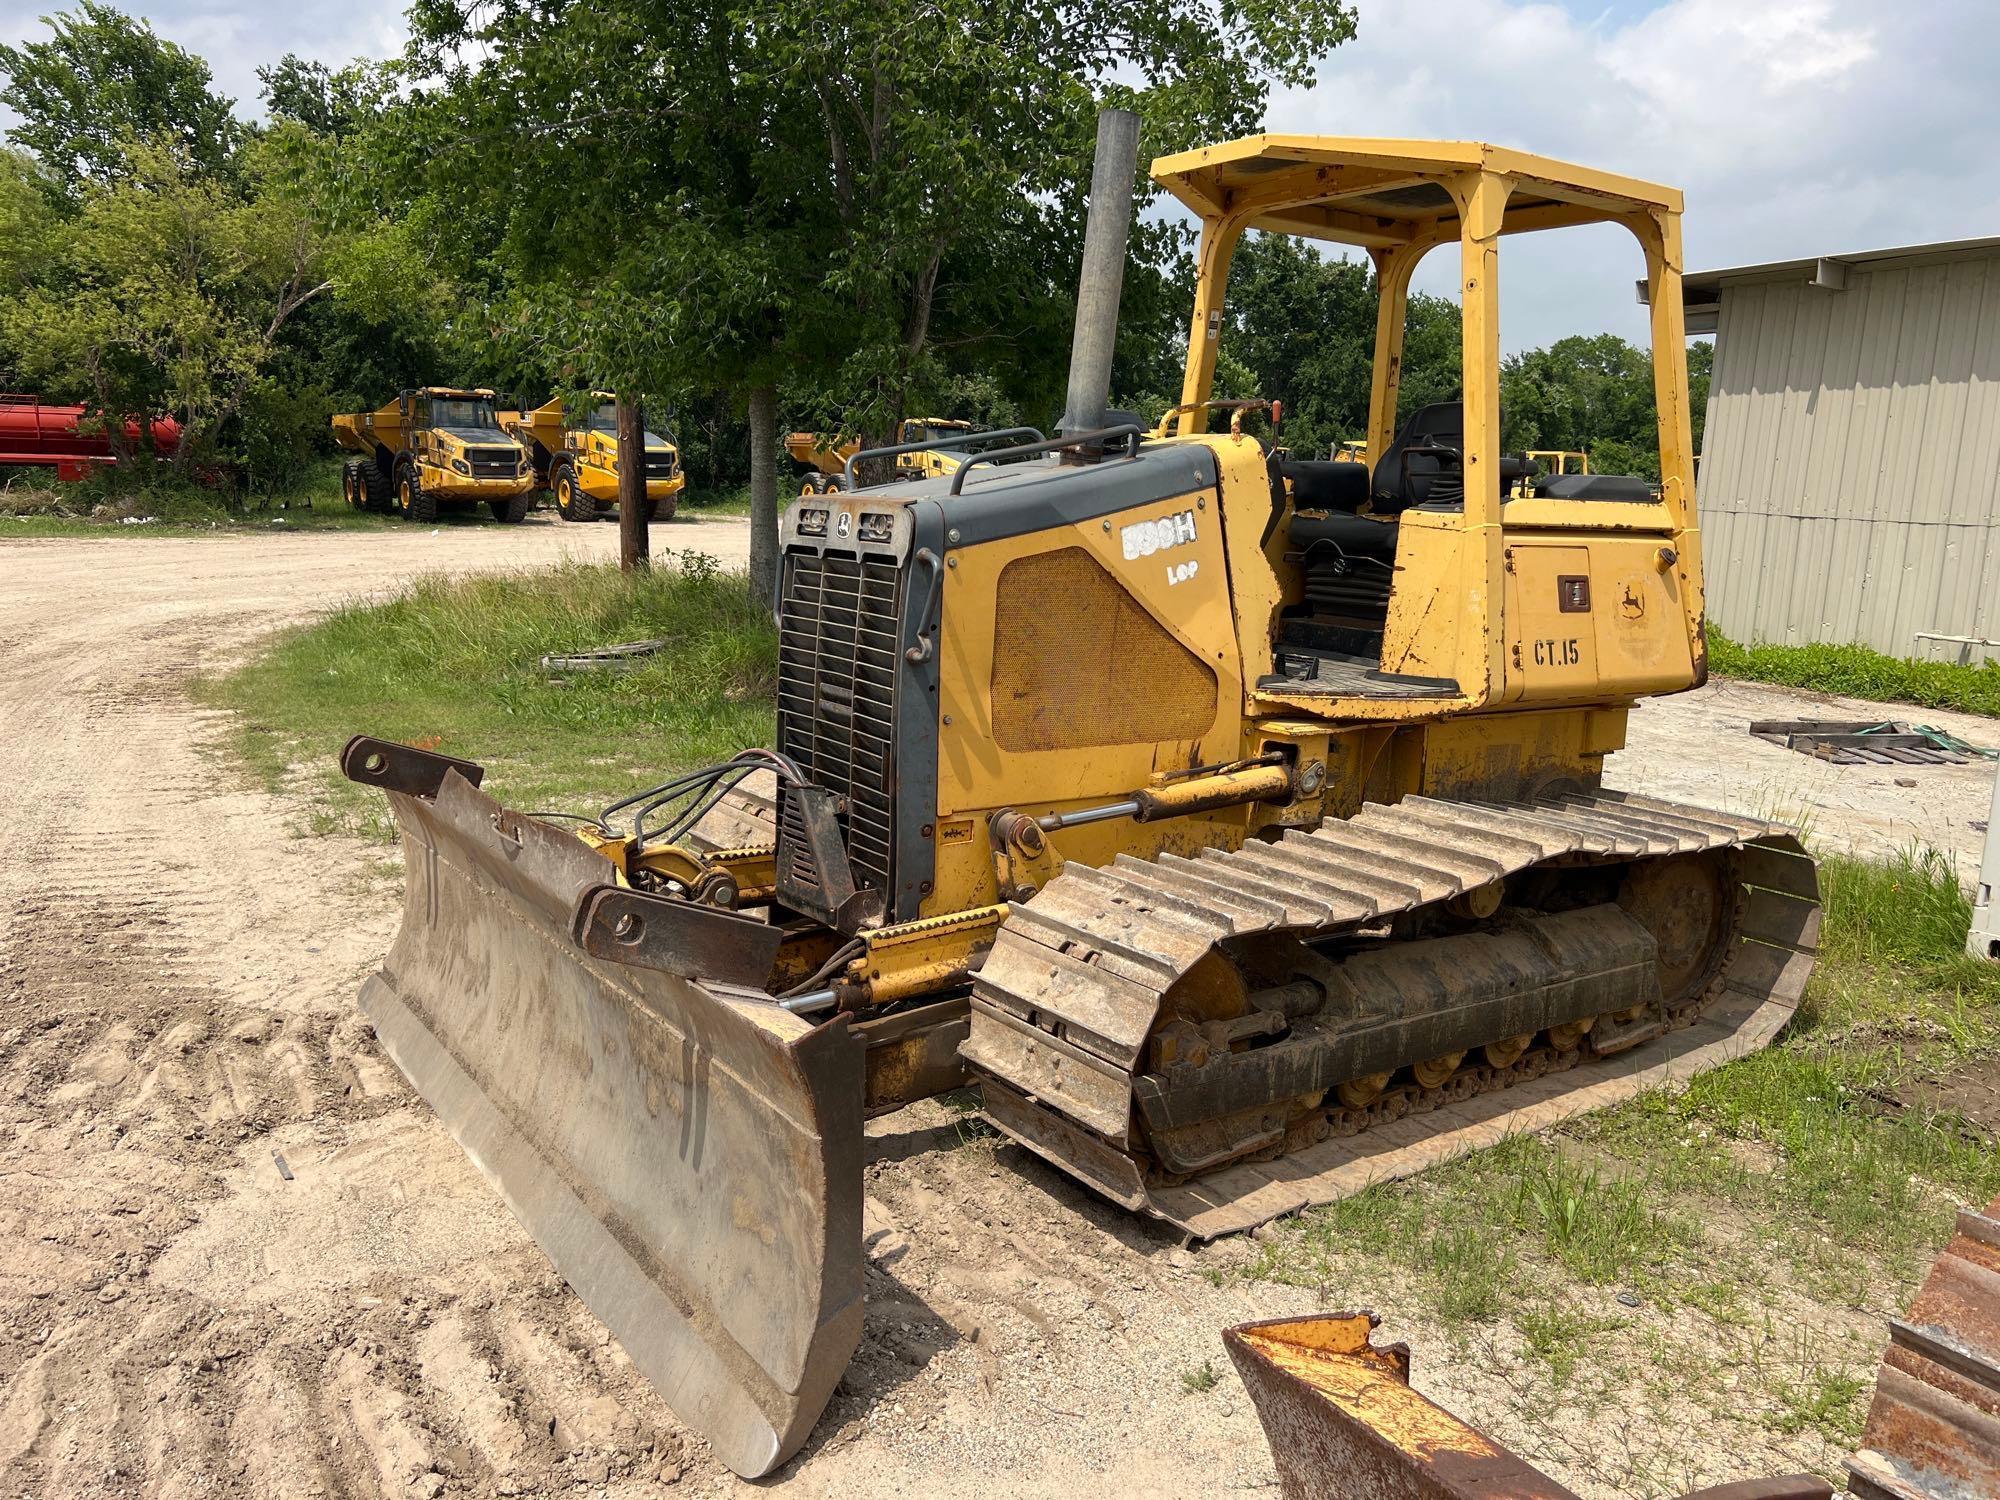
[499,392,686,523]
[339,115,1820,1477]
[332,387,538,522]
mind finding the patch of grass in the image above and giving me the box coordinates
[1708,624,2000,718]
[1,456,403,536]
[199,552,776,836]
[1501,1144,1697,1284]
[1247,1162,1520,1325]
[1767,1366,1869,1441]
[679,483,755,517]
[1180,1359,1220,1394]
[1817,847,1999,1004]
[1518,1306,1627,1387]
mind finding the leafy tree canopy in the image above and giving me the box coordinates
[1222,232,1463,457]
[378,0,1358,590]
[259,55,397,140]
[0,1,241,196]
[0,133,335,478]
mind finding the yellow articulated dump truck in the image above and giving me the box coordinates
[788,416,1001,494]
[499,393,685,524]
[331,387,538,523]
[338,115,1820,1476]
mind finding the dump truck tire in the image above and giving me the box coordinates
[399,466,437,523]
[488,493,532,523]
[359,458,392,512]
[636,496,661,524]
[554,466,595,522]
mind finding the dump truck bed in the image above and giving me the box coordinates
[497,399,565,457]
[330,399,405,457]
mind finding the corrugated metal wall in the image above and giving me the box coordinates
[1700,254,2000,662]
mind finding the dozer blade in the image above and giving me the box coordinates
[1226,1312,1832,1500]
[359,766,861,1478]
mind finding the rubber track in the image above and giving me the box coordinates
[963,791,1821,1239]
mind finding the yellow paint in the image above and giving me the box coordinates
[332,387,538,505]
[934,486,1244,816]
[672,136,1711,1003]
[499,393,686,507]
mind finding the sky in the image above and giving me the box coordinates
[1,0,1994,353]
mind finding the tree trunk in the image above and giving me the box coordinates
[617,395,649,573]
[747,382,779,608]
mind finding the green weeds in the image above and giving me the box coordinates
[1708,625,2000,718]
[200,553,776,836]
[1240,839,2000,1457]
[1180,1360,1220,1394]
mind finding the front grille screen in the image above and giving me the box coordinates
[775,549,904,919]
[466,446,519,478]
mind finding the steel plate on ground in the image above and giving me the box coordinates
[363,770,862,1477]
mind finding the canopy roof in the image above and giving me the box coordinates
[1151,135,1681,251]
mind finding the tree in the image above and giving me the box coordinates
[1219,232,1463,458]
[1499,333,1661,477]
[0,2,241,196]
[0,135,333,476]
[259,55,397,140]
[0,150,61,299]
[394,0,1360,600]
[1688,337,1714,456]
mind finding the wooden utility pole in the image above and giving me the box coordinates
[617,395,650,572]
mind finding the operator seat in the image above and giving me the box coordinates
[1371,401,1533,509]
[1370,402,1465,511]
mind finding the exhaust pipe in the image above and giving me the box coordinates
[1058,107,1141,457]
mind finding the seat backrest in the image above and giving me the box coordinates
[1371,402,1463,512]
[1282,459,1370,514]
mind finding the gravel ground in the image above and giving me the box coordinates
[0,519,1989,1499]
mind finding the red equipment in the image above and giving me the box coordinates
[0,395,183,481]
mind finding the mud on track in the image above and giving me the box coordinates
[0,521,1982,1498]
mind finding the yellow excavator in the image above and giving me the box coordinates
[339,116,1820,1477]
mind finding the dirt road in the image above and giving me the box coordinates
[1,522,1989,1499]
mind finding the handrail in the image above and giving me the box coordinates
[947,425,1144,496]
[838,426,1044,488]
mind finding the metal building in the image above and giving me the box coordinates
[1680,237,2000,664]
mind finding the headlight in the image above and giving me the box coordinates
[451,457,470,475]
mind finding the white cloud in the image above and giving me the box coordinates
[0,0,406,124]
[1254,0,1991,350]
[3,0,1991,354]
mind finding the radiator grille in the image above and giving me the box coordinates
[644,452,678,479]
[776,548,904,920]
[467,446,520,478]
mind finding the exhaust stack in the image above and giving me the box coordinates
[1058,107,1141,454]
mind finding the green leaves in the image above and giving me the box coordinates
[381,0,1360,431]
[0,1,242,198]
[1221,232,1464,455]
[0,135,335,476]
